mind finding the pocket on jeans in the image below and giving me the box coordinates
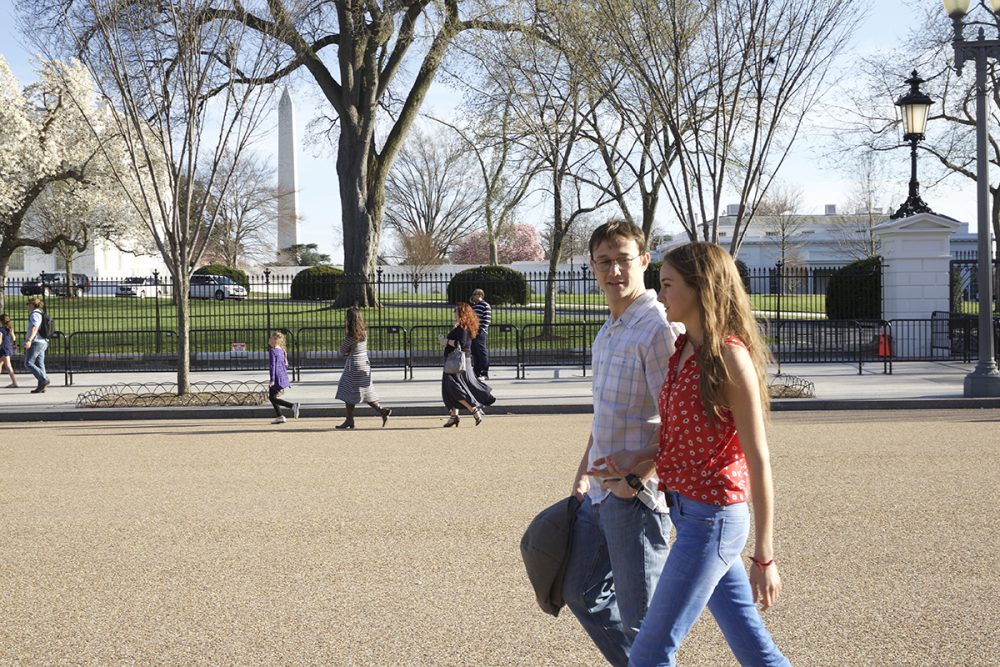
[717,517,748,566]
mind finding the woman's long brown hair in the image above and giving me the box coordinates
[664,242,771,421]
[345,307,367,342]
[454,302,480,339]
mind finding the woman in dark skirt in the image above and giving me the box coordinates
[441,302,495,427]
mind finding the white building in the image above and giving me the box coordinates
[654,204,978,271]
[6,241,167,284]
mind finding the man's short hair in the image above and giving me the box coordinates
[589,219,647,257]
[471,289,485,299]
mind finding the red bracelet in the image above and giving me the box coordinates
[749,556,775,570]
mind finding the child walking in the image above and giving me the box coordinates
[268,331,299,424]
[0,314,17,388]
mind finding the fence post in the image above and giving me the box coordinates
[264,268,272,333]
[153,269,162,355]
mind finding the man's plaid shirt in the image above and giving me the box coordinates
[589,290,679,512]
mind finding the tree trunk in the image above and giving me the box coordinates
[174,276,191,395]
[0,253,9,314]
[336,133,380,307]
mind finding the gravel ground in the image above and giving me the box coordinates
[1,410,998,666]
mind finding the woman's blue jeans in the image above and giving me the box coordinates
[563,494,672,667]
[628,492,790,667]
[23,338,48,385]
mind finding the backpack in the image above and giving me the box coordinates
[37,313,54,339]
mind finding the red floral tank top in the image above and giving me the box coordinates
[655,334,749,505]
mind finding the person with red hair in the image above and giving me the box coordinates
[440,302,495,427]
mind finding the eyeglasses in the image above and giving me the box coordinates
[592,255,640,272]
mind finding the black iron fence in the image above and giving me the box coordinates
[949,252,1000,315]
[4,262,992,381]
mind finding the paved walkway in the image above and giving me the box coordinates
[1,411,996,665]
[0,360,997,422]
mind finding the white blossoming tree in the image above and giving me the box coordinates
[23,0,281,393]
[0,57,111,313]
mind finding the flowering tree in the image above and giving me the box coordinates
[450,224,544,264]
[24,0,280,392]
[0,58,110,313]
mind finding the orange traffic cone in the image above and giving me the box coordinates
[877,329,891,358]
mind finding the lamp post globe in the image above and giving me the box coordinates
[890,71,934,219]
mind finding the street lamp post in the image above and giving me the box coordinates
[890,71,934,219]
[945,0,1000,396]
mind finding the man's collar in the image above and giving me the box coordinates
[609,290,657,328]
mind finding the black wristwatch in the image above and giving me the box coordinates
[625,474,645,493]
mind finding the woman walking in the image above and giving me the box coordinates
[440,302,495,427]
[0,314,18,388]
[267,331,299,424]
[590,242,789,667]
[335,307,390,430]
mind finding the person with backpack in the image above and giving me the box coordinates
[23,297,51,393]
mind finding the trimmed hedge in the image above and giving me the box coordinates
[825,257,882,320]
[195,264,250,294]
[291,265,344,301]
[447,266,529,305]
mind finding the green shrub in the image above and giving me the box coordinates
[195,264,250,294]
[825,257,882,320]
[447,266,529,305]
[291,265,344,301]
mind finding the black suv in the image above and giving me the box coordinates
[20,272,92,297]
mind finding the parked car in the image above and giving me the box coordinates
[20,272,92,297]
[116,276,165,298]
[188,274,247,301]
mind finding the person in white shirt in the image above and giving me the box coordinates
[562,220,680,666]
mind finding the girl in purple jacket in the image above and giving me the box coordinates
[268,331,299,424]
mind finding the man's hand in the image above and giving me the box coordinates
[572,473,590,501]
[24,340,32,349]
[588,450,643,478]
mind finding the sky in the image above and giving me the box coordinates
[0,1,979,264]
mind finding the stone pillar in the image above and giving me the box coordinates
[875,212,962,358]
[276,87,299,265]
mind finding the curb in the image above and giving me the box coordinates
[1,397,999,423]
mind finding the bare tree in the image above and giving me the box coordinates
[203,152,279,268]
[578,0,860,255]
[836,1,1000,253]
[69,1,531,307]
[23,0,280,393]
[384,127,484,261]
[431,101,541,265]
[835,154,891,261]
[392,230,446,292]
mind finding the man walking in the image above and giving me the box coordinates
[23,298,50,393]
[562,220,679,666]
[470,288,491,380]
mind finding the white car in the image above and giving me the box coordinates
[116,276,164,298]
[188,274,247,300]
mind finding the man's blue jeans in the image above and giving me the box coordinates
[628,492,790,667]
[23,338,48,385]
[563,493,671,667]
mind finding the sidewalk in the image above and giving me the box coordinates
[0,360,997,422]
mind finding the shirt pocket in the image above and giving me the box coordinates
[597,353,636,403]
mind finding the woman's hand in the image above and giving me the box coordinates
[588,450,644,478]
[749,562,782,610]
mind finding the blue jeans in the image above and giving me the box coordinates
[23,338,49,385]
[471,331,489,378]
[629,492,790,667]
[563,494,671,667]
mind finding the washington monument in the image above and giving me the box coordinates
[277,87,299,265]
